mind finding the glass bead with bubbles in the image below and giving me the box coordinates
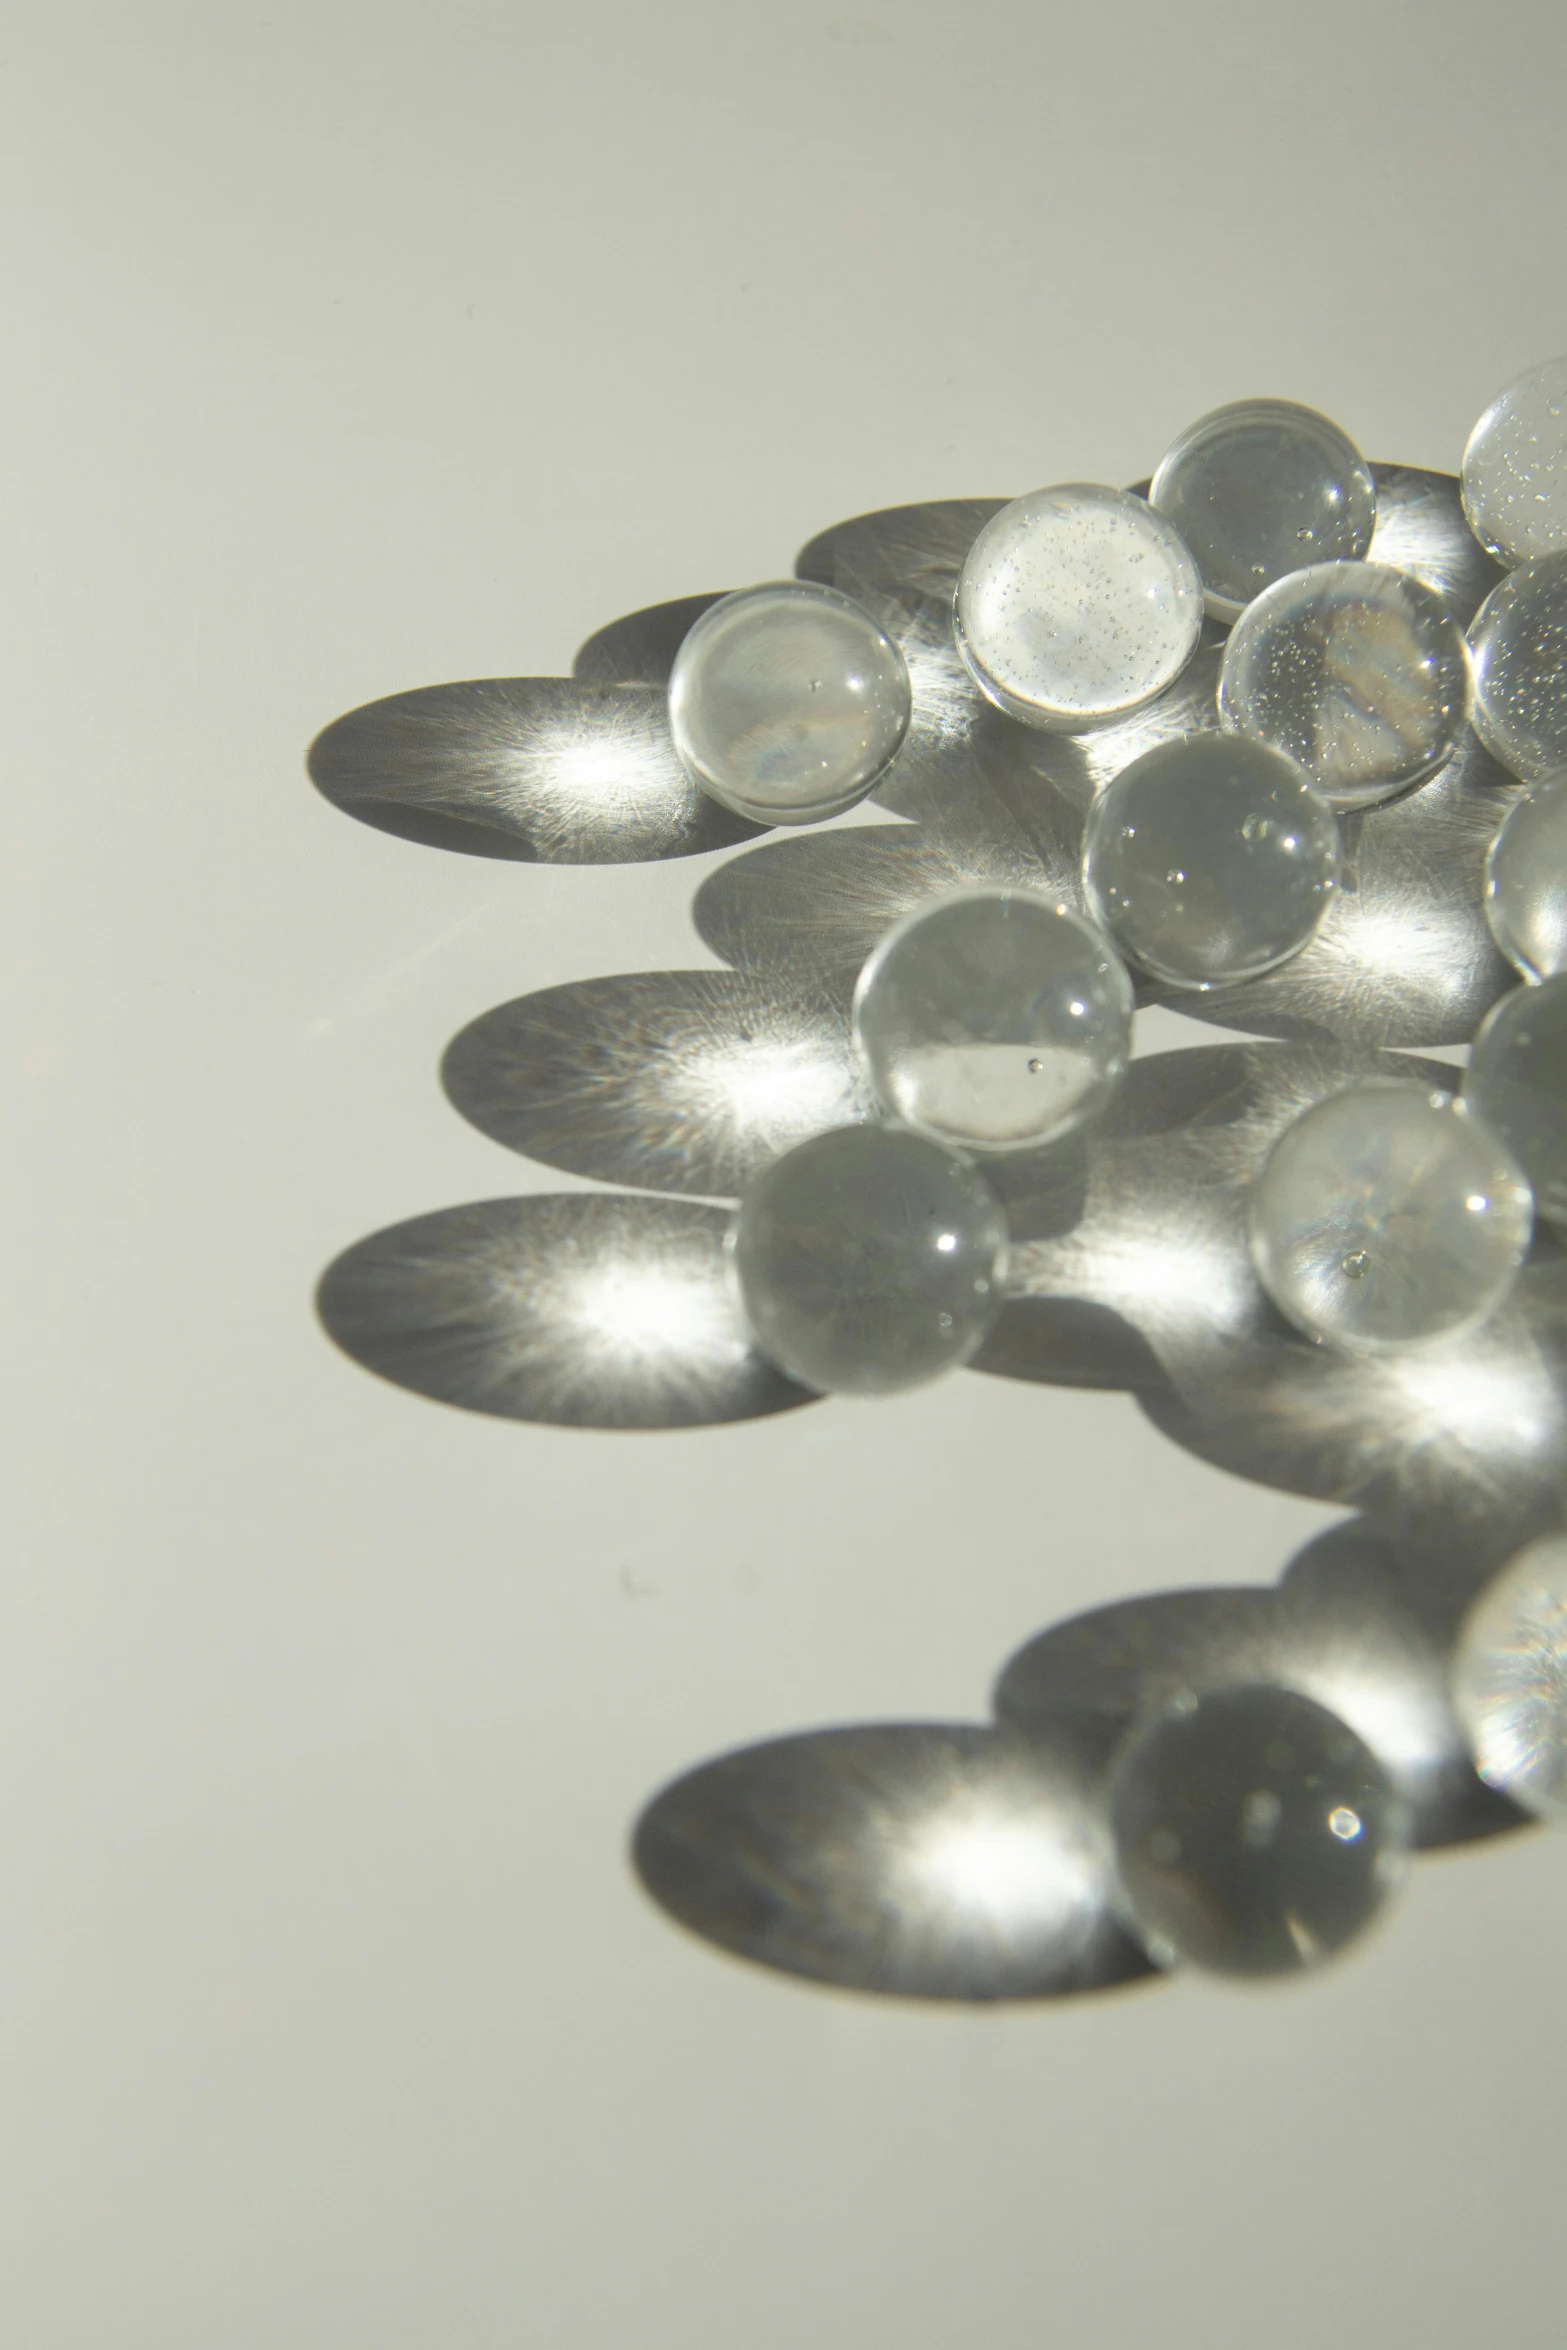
[1150,398,1376,622]
[1462,354,1567,568]
[1463,975,1567,1232]
[1454,1537,1567,1823]
[1485,772,1567,980]
[953,483,1203,732]
[1218,560,1471,810]
[1082,733,1339,989]
[1248,1083,1533,1352]
[668,580,911,826]
[1468,553,1567,785]
[852,889,1133,1154]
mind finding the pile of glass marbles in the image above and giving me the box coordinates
[658,362,1567,1979]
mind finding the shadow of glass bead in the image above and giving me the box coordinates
[852,889,1132,1153]
[1469,553,1567,784]
[1151,399,1376,622]
[1082,733,1339,988]
[1464,975,1567,1232]
[1219,561,1472,810]
[729,1123,1007,1395]
[1486,772,1567,979]
[1462,354,1567,568]
[1248,1082,1533,1352]
[1109,1683,1411,1977]
[1454,1536,1567,1821]
[953,485,1203,731]
[668,581,910,825]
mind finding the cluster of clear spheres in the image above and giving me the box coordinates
[1454,1537,1567,1823]
[1485,772,1567,979]
[1151,398,1377,621]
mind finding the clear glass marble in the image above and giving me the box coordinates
[1454,1537,1567,1822]
[953,483,1203,731]
[1248,1082,1533,1351]
[1150,398,1377,622]
[851,890,1133,1153]
[1463,975,1567,1231]
[1468,553,1567,785]
[729,1123,1008,1395]
[1218,560,1472,810]
[1108,1683,1410,1977]
[668,580,912,826]
[1486,772,1567,980]
[1081,733,1339,988]
[1462,354,1567,568]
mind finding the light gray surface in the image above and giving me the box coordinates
[4,4,1566,2345]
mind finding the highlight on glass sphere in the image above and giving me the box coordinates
[1485,771,1567,980]
[1461,353,1567,568]
[1463,975,1567,1232]
[952,483,1203,732]
[667,579,912,826]
[728,1122,1008,1397]
[1218,560,1472,810]
[1467,552,1567,784]
[1247,1082,1533,1352]
[1081,732,1339,989]
[1149,397,1377,622]
[1454,1536,1567,1824]
[1107,1682,1411,1978]
[851,889,1133,1154]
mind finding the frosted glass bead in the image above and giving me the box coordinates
[1248,1083,1533,1351]
[1218,560,1471,810]
[668,581,911,825]
[1468,553,1567,784]
[1150,398,1376,622]
[729,1123,1007,1395]
[1081,733,1339,989]
[1454,1538,1567,1822]
[1461,354,1567,568]
[1485,773,1567,979]
[1463,975,1567,1232]
[1109,1683,1410,1977]
[851,890,1133,1153]
[953,484,1203,731]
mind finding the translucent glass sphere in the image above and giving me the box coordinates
[729,1123,1008,1395]
[1150,398,1377,622]
[1462,354,1567,568]
[1109,1683,1410,1977]
[1463,976,1567,1232]
[851,890,1133,1153]
[1486,773,1567,980]
[1248,1083,1533,1351]
[1454,1538,1567,1822]
[1218,560,1472,810]
[953,483,1203,731]
[1468,553,1567,784]
[1081,733,1339,988]
[668,581,912,826]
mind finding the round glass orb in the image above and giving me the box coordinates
[1248,1083,1533,1352]
[668,581,912,826]
[851,890,1133,1153]
[1463,975,1567,1231]
[953,483,1203,732]
[1108,1683,1410,1977]
[1081,733,1339,989]
[1454,1537,1567,1823]
[729,1123,1008,1396]
[1462,354,1567,568]
[1150,398,1377,622]
[1218,560,1472,810]
[1486,773,1567,980]
[1468,553,1567,784]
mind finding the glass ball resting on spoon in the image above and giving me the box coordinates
[1248,1082,1533,1351]
[1461,352,1567,568]
[668,579,912,826]
[1467,552,1567,785]
[1149,397,1377,622]
[1463,974,1567,1232]
[1218,560,1472,810]
[1081,732,1339,989]
[952,483,1203,731]
[852,889,1133,1153]
[1453,1537,1567,1824]
[728,1123,1008,1396]
[1485,771,1567,979]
